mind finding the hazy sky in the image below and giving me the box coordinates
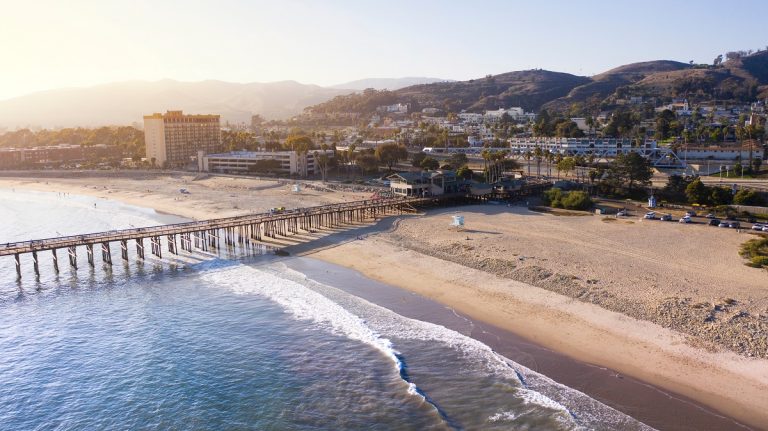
[1,0,767,100]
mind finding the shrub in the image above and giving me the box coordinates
[750,256,768,268]
[543,188,592,210]
[733,189,766,206]
[561,191,593,210]
[740,238,768,268]
[543,188,564,206]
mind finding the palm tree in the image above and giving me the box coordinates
[533,146,544,177]
[481,149,491,183]
[545,150,554,177]
[523,150,532,176]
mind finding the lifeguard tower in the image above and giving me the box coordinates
[450,215,465,231]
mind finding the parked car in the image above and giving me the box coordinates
[660,214,672,221]
[617,209,628,217]
[705,213,716,219]
[752,224,765,231]
[644,211,656,220]
[709,219,722,226]
[718,222,730,228]
[729,221,741,229]
[763,226,768,232]
[685,210,697,217]
[679,216,692,223]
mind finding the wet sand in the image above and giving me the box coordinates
[287,257,750,431]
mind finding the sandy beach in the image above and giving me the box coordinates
[0,171,372,221]
[307,206,768,430]
[2,171,768,429]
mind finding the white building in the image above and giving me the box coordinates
[377,103,408,114]
[506,138,685,167]
[199,150,333,176]
[485,107,526,121]
[458,113,484,123]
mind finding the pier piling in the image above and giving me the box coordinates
[68,246,77,269]
[86,244,94,267]
[32,251,39,278]
[101,243,112,265]
[3,193,543,280]
[136,238,145,260]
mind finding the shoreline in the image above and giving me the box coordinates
[306,235,768,430]
[3,174,767,429]
[285,256,754,431]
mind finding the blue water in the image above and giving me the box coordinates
[0,189,652,430]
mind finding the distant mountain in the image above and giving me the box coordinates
[331,77,452,91]
[542,60,691,111]
[0,79,350,128]
[308,51,768,117]
[310,70,591,114]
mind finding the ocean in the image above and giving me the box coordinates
[0,188,655,430]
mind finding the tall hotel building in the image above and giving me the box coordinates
[144,110,222,167]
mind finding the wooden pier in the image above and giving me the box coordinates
[2,196,436,279]
[2,180,552,280]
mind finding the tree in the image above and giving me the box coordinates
[374,143,408,171]
[285,135,314,153]
[753,157,763,173]
[356,154,379,173]
[556,157,576,180]
[314,151,331,182]
[655,109,678,140]
[446,152,468,170]
[685,178,709,205]
[613,152,653,194]
[555,121,585,138]
[456,165,474,179]
[603,109,638,138]
[659,174,691,202]
[411,151,427,167]
[533,146,544,176]
[533,109,554,137]
[523,150,532,176]
[708,186,732,206]
[420,157,440,170]
[733,189,766,206]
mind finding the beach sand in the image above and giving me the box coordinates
[306,206,768,430]
[3,172,768,429]
[0,171,372,220]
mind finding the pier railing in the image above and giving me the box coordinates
[2,181,551,279]
[2,196,439,279]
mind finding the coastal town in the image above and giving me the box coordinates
[2,4,768,428]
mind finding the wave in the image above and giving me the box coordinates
[201,263,653,431]
[199,265,460,429]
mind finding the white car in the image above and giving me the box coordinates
[752,224,765,231]
[644,212,656,220]
[679,216,692,224]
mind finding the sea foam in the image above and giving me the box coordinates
[201,263,654,431]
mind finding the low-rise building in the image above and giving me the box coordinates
[0,144,113,168]
[199,150,333,176]
[680,145,762,161]
[387,170,458,197]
